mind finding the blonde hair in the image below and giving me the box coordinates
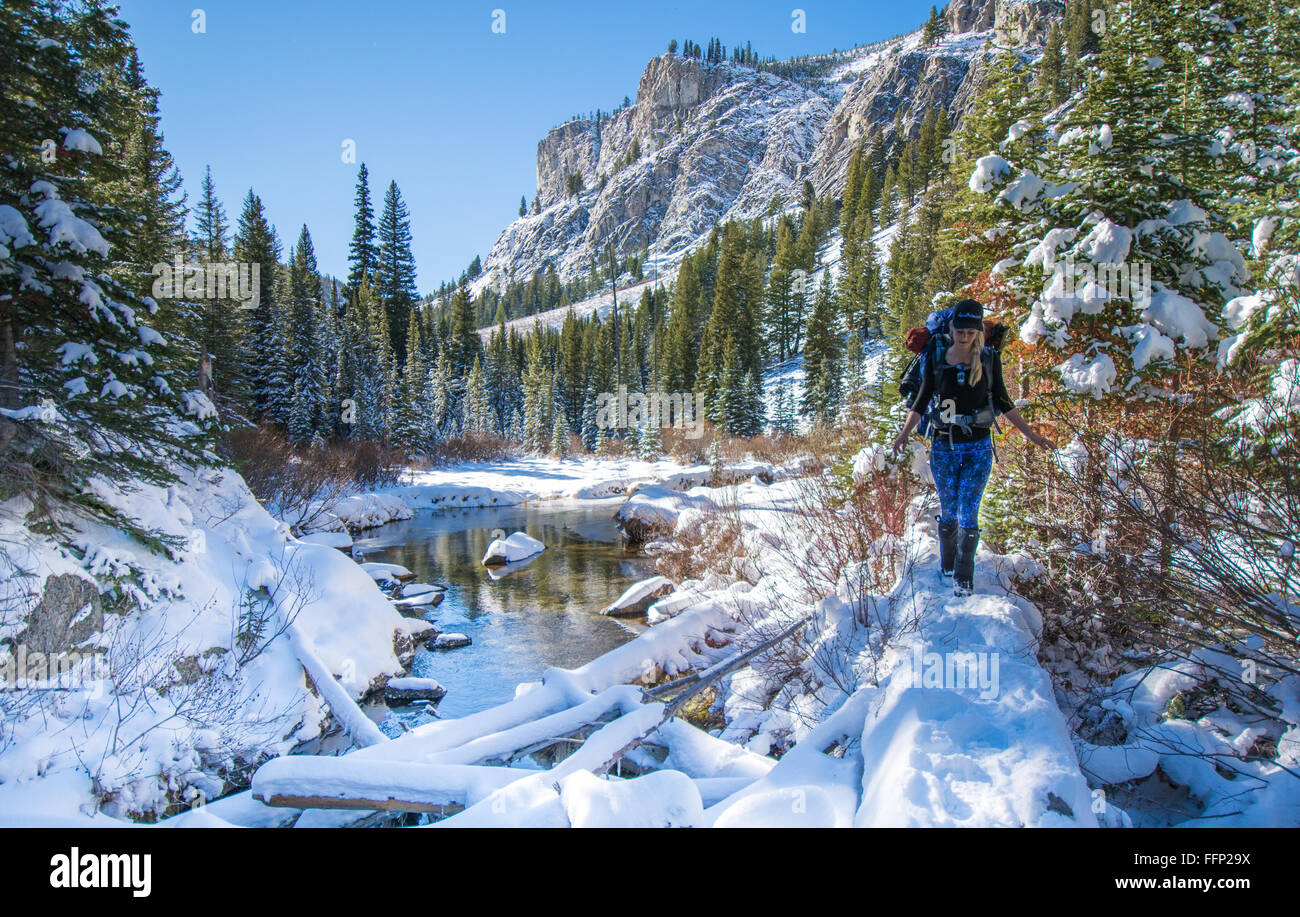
[956,327,982,385]
[957,329,984,386]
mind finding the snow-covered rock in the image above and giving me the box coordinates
[481,531,545,566]
[601,575,674,617]
[360,561,414,583]
[384,676,447,705]
[615,485,716,544]
[432,633,472,649]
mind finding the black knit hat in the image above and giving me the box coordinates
[951,298,984,331]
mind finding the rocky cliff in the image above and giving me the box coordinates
[472,0,1063,296]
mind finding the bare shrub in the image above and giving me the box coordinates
[419,432,520,465]
[1007,402,1300,790]
[225,426,408,532]
[650,490,752,585]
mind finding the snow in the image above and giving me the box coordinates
[1141,282,1217,348]
[561,769,703,827]
[1076,218,1132,264]
[997,171,1047,211]
[181,390,217,420]
[601,575,674,617]
[481,531,545,566]
[1023,227,1078,270]
[0,204,35,253]
[297,531,353,550]
[33,198,109,257]
[1125,323,1176,370]
[61,128,103,155]
[969,154,1011,194]
[0,464,425,822]
[433,633,472,649]
[359,561,412,582]
[1056,353,1117,398]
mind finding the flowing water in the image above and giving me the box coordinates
[352,498,653,721]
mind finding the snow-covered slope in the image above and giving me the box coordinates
[0,467,429,822]
[469,0,1062,298]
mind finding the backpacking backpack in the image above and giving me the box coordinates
[898,308,1008,438]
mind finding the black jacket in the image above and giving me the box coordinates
[908,341,1015,443]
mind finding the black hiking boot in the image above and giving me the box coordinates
[937,516,957,580]
[953,526,980,597]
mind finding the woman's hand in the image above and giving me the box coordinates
[891,430,908,460]
[1027,429,1056,450]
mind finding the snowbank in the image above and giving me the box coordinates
[0,464,426,823]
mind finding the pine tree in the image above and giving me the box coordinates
[377,179,418,362]
[190,165,245,402]
[286,226,327,443]
[662,257,701,390]
[0,0,216,527]
[233,190,281,422]
[448,283,483,377]
[802,272,843,422]
[463,355,493,435]
[975,0,1253,547]
[766,218,804,362]
[347,163,378,296]
[1039,23,1066,108]
[392,311,425,445]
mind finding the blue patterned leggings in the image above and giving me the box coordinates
[930,438,993,529]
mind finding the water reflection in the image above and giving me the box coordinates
[353,498,653,718]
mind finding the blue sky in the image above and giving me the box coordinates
[116,1,939,291]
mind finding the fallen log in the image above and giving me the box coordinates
[595,611,814,776]
[252,758,522,813]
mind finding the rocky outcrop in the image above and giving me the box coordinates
[474,0,1063,295]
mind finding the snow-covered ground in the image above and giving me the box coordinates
[5,449,1294,827]
[314,454,799,533]
[195,466,1109,827]
[0,466,430,824]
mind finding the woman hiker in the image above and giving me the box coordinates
[891,298,1055,596]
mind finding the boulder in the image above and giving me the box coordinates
[432,633,472,649]
[601,576,674,617]
[481,532,545,566]
[359,561,415,583]
[384,676,447,705]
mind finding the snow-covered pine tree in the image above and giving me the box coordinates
[765,217,802,362]
[661,255,701,391]
[347,163,377,296]
[463,355,493,435]
[376,179,417,362]
[550,410,568,458]
[286,226,328,443]
[1212,0,1300,460]
[391,311,426,446]
[0,0,216,530]
[973,0,1252,546]
[802,272,843,423]
[232,190,282,423]
[521,341,552,452]
[637,417,662,459]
